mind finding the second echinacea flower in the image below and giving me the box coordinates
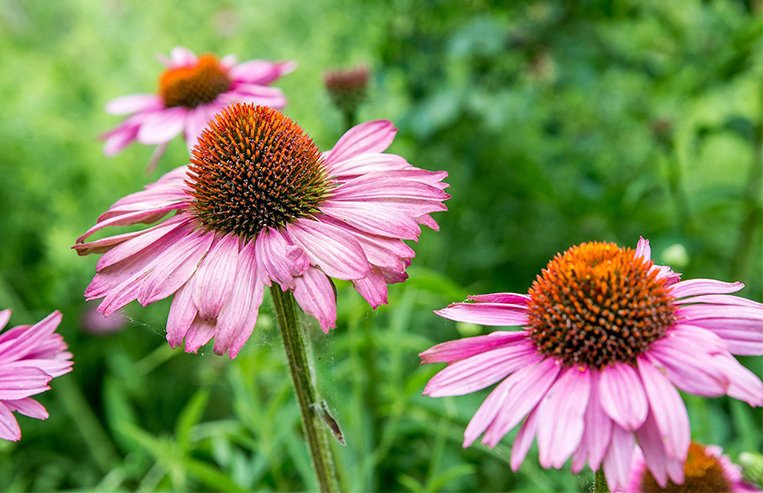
[420,238,762,491]
[76,103,448,358]
[102,47,295,160]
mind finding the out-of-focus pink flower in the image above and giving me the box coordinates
[420,238,763,491]
[620,442,761,492]
[0,310,73,441]
[324,65,370,116]
[76,103,448,358]
[80,302,127,334]
[102,47,295,161]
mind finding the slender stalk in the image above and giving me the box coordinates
[342,109,357,131]
[270,286,340,493]
[593,469,610,493]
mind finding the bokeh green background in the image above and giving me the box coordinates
[0,0,761,491]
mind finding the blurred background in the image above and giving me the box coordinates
[0,0,761,491]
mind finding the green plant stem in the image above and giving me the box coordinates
[342,109,357,130]
[593,469,610,493]
[270,286,340,493]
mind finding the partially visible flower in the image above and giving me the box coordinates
[324,65,370,118]
[0,310,73,441]
[102,47,295,161]
[76,103,448,358]
[80,302,127,334]
[621,442,761,492]
[420,238,763,491]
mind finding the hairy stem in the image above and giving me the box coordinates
[270,286,340,493]
[593,469,610,493]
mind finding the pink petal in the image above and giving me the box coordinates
[0,310,10,331]
[320,201,422,240]
[670,279,745,298]
[474,358,561,448]
[183,317,215,353]
[229,60,295,85]
[255,227,310,290]
[184,106,212,150]
[352,267,388,308]
[599,363,648,431]
[424,342,538,397]
[106,94,162,115]
[635,237,651,260]
[166,283,196,349]
[602,424,634,491]
[0,367,51,400]
[103,123,139,156]
[189,234,239,319]
[536,367,591,468]
[676,294,763,308]
[214,240,265,358]
[0,403,21,441]
[325,120,397,164]
[510,407,540,471]
[0,311,62,360]
[634,411,683,488]
[96,215,189,270]
[137,107,187,145]
[467,293,530,305]
[5,398,48,420]
[637,356,690,460]
[288,219,370,280]
[648,339,729,396]
[170,46,197,66]
[419,331,529,364]
[327,153,412,178]
[435,302,528,327]
[716,355,763,406]
[293,268,337,332]
[572,371,613,472]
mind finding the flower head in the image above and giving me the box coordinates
[621,442,761,492]
[76,103,448,358]
[101,47,295,161]
[0,310,73,441]
[420,238,763,491]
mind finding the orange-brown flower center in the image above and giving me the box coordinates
[527,241,675,368]
[159,54,231,108]
[641,443,732,492]
[187,103,330,239]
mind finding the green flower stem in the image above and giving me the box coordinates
[593,469,610,493]
[270,286,340,493]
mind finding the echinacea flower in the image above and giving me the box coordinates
[0,310,73,441]
[76,103,448,358]
[420,239,763,491]
[102,47,295,161]
[324,65,370,118]
[621,442,761,493]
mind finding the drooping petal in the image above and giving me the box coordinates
[106,94,163,115]
[0,403,21,441]
[536,367,591,468]
[4,398,48,420]
[637,356,690,460]
[288,219,370,280]
[599,363,648,431]
[572,371,612,473]
[137,107,188,145]
[510,407,540,472]
[602,424,634,491]
[188,234,239,319]
[293,268,337,332]
[670,279,745,298]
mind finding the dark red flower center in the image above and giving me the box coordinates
[641,443,732,492]
[527,241,675,368]
[187,103,330,239]
[159,54,231,108]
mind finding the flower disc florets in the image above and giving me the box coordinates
[527,241,675,368]
[188,103,331,239]
[159,54,232,108]
[641,443,731,493]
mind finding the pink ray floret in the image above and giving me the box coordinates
[420,238,763,491]
[0,310,73,441]
[76,105,449,359]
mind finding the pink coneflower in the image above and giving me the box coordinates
[420,239,763,491]
[0,310,73,441]
[102,47,295,161]
[76,103,448,358]
[621,442,761,492]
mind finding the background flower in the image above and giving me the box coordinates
[421,238,763,490]
[102,46,295,162]
[0,310,73,442]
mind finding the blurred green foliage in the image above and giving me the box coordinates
[0,0,761,491]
